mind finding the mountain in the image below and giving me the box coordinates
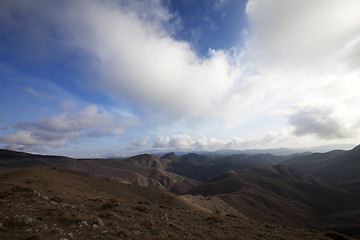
[0,167,350,240]
[214,148,306,156]
[160,152,180,162]
[0,149,72,173]
[187,165,360,238]
[1,148,360,238]
[124,154,171,169]
[283,145,360,194]
[98,154,199,194]
[0,150,197,194]
[213,144,355,156]
[162,152,285,181]
[282,150,346,173]
[0,149,286,188]
[146,144,355,157]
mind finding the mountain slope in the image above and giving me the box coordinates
[283,145,360,193]
[163,152,285,181]
[0,150,197,194]
[281,150,346,173]
[0,149,72,173]
[188,165,360,238]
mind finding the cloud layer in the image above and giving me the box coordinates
[1,105,128,151]
[1,0,360,155]
[151,131,295,152]
[65,0,243,120]
[245,0,360,142]
[287,102,359,139]
[246,0,360,72]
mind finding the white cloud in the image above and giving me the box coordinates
[151,134,285,151]
[152,134,226,151]
[286,101,360,139]
[246,0,360,72]
[0,105,129,151]
[153,136,171,149]
[245,0,360,142]
[127,137,149,151]
[61,0,244,120]
[244,0,360,101]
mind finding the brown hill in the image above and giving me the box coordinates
[163,152,285,181]
[0,150,197,194]
[78,154,199,194]
[0,149,287,193]
[0,167,350,240]
[125,154,171,169]
[0,149,72,173]
[188,165,360,238]
[283,145,360,194]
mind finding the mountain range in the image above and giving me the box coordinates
[1,145,360,239]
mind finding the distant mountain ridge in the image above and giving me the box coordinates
[146,144,356,157]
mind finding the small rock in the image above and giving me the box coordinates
[25,216,34,224]
[92,224,99,229]
[80,220,88,226]
[33,224,43,232]
[96,218,104,227]
[79,220,88,228]
[161,213,168,221]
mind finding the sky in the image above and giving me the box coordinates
[0,0,360,157]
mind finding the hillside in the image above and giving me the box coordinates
[0,167,347,240]
[0,149,72,173]
[163,152,285,181]
[0,150,198,194]
[58,154,199,194]
[188,165,360,238]
[0,149,288,194]
[283,145,360,193]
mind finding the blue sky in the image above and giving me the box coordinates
[1,0,360,157]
